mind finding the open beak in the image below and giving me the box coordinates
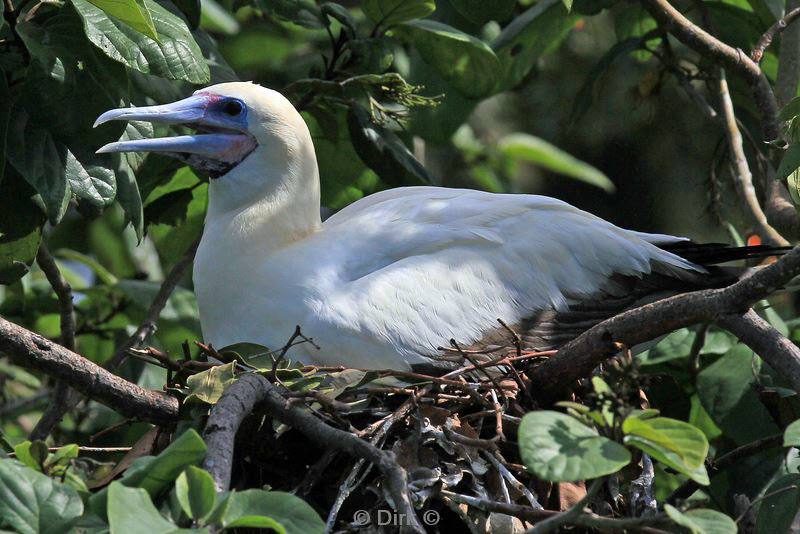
[95,93,256,174]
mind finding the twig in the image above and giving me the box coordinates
[718,68,789,246]
[716,310,800,393]
[735,484,799,523]
[201,373,425,533]
[107,237,200,369]
[8,446,132,456]
[35,243,75,350]
[751,7,800,62]
[529,244,800,401]
[0,317,179,423]
[483,450,542,509]
[640,0,781,141]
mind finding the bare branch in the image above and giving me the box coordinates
[752,6,800,64]
[530,245,800,400]
[716,309,800,392]
[0,316,179,423]
[35,243,75,350]
[718,68,789,245]
[641,0,781,141]
[202,373,426,534]
[107,237,200,369]
[31,242,79,440]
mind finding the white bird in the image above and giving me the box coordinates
[95,82,767,371]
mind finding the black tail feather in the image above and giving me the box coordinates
[661,242,791,266]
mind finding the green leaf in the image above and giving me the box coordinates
[250,0,324,28]
[362,0,435,29]
[492,0,578,91]
[0,169,44,284]
[43,444,79,472]
[518,410,631,481]
[778,144,800,206]
[784,418,800,446]
[347,103,430,187]
[71,0,210,83]
[85,0,159,39]
[779,96,800,123]
[394,19,500,98]
[0,459,83,534]
[623,416,709,484]
[175,466,216,521]
[13,441,47,472]
[90,429,207,519]
[498,133,615,192]
[116,279,200,331]
[321,2,356,33]
[200,0,239,35]
[754,474,800,534]
[108,482,199,534]
[446,0,515,24]
[222,490,325,534]
[664,504,737,534]
[185,362,237,404]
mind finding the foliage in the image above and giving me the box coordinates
[1,0,800,532]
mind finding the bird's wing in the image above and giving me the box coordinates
[313,187,701,367]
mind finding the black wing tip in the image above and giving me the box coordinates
[661,242,791,266]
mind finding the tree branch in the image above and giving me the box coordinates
[718,68,789,245]
[752,6,800,65]
[529,245,800,401]
[31,242,79,440]
[202,373,426,534]
[641,0,781,141]
[716,309,800,392]
[0,316,179,423]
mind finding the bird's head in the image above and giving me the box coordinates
[95,82,319,215]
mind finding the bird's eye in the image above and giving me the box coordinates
[222,100,244,116]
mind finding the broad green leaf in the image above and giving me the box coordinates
[175,466,216,521]
[591,376,615,426]
[90,429,207,519]
[695,344,777,445]
[779,96,800,123]
[785,419,800,446]
[518,410,631,481]
[108,482,202,533]
[321,2,356,32]
[0,170,44,284]
[394,20,500,98]
[86,0,158,39]
[43,444,79,472]
[0,459,83,534]
[498,133,615,192]
[347,103,430,187]
[664,504,737,534]
[778,145,800,206]
[754,474,800,534]
[185,362,237,404]
[114,121,152,239]
[71,0,210,83]
[362,0,435,29]
[447,0,515,24]
[12,441,47,472]
[222,490,325,534]
[492,0,578,90]
[623,416,709,484]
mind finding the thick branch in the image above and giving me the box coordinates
[202,374,425,534]
[716,309,800,392]
[0,316,179,423]
[718,69,789,245]
[641,0,781,140]
[530,245,800,400]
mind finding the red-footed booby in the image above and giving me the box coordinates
[95,82,773,371]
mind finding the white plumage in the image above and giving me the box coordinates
[96,82,707,371]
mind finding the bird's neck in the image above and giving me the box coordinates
[203,163,322,259]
